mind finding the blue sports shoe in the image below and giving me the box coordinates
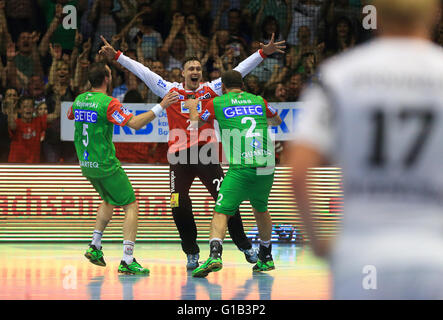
[186,253,199,270]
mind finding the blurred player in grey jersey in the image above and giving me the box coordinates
[291,0,443,299]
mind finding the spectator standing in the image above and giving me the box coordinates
[0,87,18,162]
[7,96,60,163]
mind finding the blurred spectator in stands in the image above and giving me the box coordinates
[89,0,119,53]
[211,2,252,46]
[0,87,18,162]
[7,96,60,163]
[36,101,48,147]
[159,13,188,71]
[170,0,211,36]
[6,31,44,91]
[182,14,209,58]
[168,67,183,83]
[247,0,292,40]
[287,0,324,47]
[0,0,12,53]
[244,75,262,95]
[263,81,288,102]
[27,75,47,108]
[111,45,139,102]
[254,15,287,66]
[4,0,43,40]
[39,0,78,51]
[325,16,356,57]
[132,13,163,61]
[73,37,92,94]
[324,0,362,35]
[36,101,48,117]
[47,60,75,104]
[286,72,304,101]
[210,0,238,31]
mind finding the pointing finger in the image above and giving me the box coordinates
[100,35,110,46]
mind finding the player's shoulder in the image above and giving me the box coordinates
[321,38,443,80]
[319,41,378,78]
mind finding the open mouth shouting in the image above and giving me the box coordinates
[190,75,200,84]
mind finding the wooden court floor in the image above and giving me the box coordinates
[0,243,330,300]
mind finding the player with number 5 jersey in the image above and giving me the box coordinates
[68,62,179,275]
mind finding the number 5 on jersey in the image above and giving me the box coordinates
[82,123,89,147]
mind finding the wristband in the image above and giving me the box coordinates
[114,50,122,61]
[258,49,267,59]
[151,104,163,117]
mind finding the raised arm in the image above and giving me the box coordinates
[6,102,18,131]
[99,35,174,98]
[0,0,12,45]
[126,91,179,130]
[39,5,62,57]
[209,33,286,95]
[234,33,285,77]
[47,93,61,123]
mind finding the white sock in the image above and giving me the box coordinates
[91,230,103,249]
[260,240,271,248]
[123,240,135,264]
[209,238,223,246]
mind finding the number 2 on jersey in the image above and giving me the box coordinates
[241,117,260,138]
[369,108,435,168]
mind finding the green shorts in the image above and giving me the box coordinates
[87,167,136,206]
[215,167,274,216]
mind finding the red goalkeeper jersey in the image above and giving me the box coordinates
[115,49,268,154]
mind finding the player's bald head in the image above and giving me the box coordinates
[375,0,440,33]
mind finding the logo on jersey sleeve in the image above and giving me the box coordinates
[223,105,263,119]
[121,107,132,116]
[201,109,211,121]
[214,81,222,90]
[181,101,202,113]
[112,111,125,124]
[157,79,167,89]
[83,150,89,161]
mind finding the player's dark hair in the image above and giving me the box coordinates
[221,70,243,89]
[182,56,201,69]
[88,62,110,88]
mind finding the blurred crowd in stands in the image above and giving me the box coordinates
[0,0,442,164]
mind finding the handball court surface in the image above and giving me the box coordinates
[0,243,330,300]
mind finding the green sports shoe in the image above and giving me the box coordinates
[191,257,223,278]
[118,258,150,275]
[84,245,106,267]
[252,259,275,272]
